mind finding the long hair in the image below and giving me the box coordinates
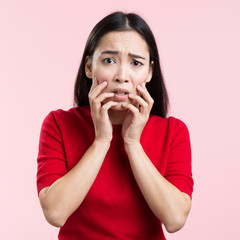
[74,11,169,118]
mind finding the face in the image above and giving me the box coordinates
[85,30,153,110]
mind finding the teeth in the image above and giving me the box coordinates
[115,91,127,95]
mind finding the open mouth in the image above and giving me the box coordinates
[113,91,128,96]
[112,88,129,95]
[111,88,129,101]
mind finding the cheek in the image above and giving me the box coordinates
[92,66,112,84]
[134,77,145,85]
[131,70,150,95]
[132,71,149,86]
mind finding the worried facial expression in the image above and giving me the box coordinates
[85,30,153,110]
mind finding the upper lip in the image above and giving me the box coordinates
[112,88,129,94]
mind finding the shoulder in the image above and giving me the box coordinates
[145,115,190,141]
[48,105,89,117]
[44,105,90,121]
[168,116,190,135]
[148,115,189,131]
[41,105,91,129]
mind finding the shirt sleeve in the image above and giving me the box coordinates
[164,118,194,199]
[36,111,67,195]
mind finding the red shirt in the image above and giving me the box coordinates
[37,106,193,240]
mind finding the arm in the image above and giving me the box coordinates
[125,142,191,233]
[122,83,192,233]
[39,79,117,227]
[39,140,110,227]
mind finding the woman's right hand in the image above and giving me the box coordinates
[39,80,116,227]
[88,77,117,143]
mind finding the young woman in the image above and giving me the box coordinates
[37,11,193,240]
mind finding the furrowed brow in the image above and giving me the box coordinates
[101,50,146,60]
[101,50,119,55]
[128,53,145,60]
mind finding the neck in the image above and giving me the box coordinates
[108,109,128,125]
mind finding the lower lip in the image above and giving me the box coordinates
[113,93,128,101]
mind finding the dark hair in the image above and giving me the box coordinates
[74,11,169,118]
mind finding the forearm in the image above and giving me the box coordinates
[125,142,191,233]
[39,140,110,227]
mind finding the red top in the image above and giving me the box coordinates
[37,106,193,240]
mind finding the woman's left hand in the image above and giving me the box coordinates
[122,82,154,145]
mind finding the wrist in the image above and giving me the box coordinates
[93,138,111,150]
[124,141,142,154]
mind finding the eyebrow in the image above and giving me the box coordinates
[101,50,146,60]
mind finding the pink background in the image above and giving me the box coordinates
[1,0,239,239]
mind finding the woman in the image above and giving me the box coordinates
[37,11,193,239]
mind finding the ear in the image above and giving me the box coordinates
[146,61,154,83]
[85,56,93,79]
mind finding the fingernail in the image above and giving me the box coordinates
[137,85,143,90]
[129,93,134,97]
[142,82,145,87]
[102,81,107,85]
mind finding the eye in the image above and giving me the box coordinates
[131,60,143,67]
[102,58,115,64]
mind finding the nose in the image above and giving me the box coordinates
[114,63,129,83]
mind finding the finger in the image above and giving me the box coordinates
[89,78,102,115]
[89,80,107,96]
[89,81,108,102]
[128,94,148,113]
[101,101,118,114]
[89,77,98,94]
[91,92,114,114]
[136,84,154,107]
[95,92,114,104]
[122,103,139,118]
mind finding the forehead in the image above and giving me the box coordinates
[95,30,149,55]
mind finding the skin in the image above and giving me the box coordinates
[85,31,153,142]
[39,30,191,233]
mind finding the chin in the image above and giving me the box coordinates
[110,102,126,111]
